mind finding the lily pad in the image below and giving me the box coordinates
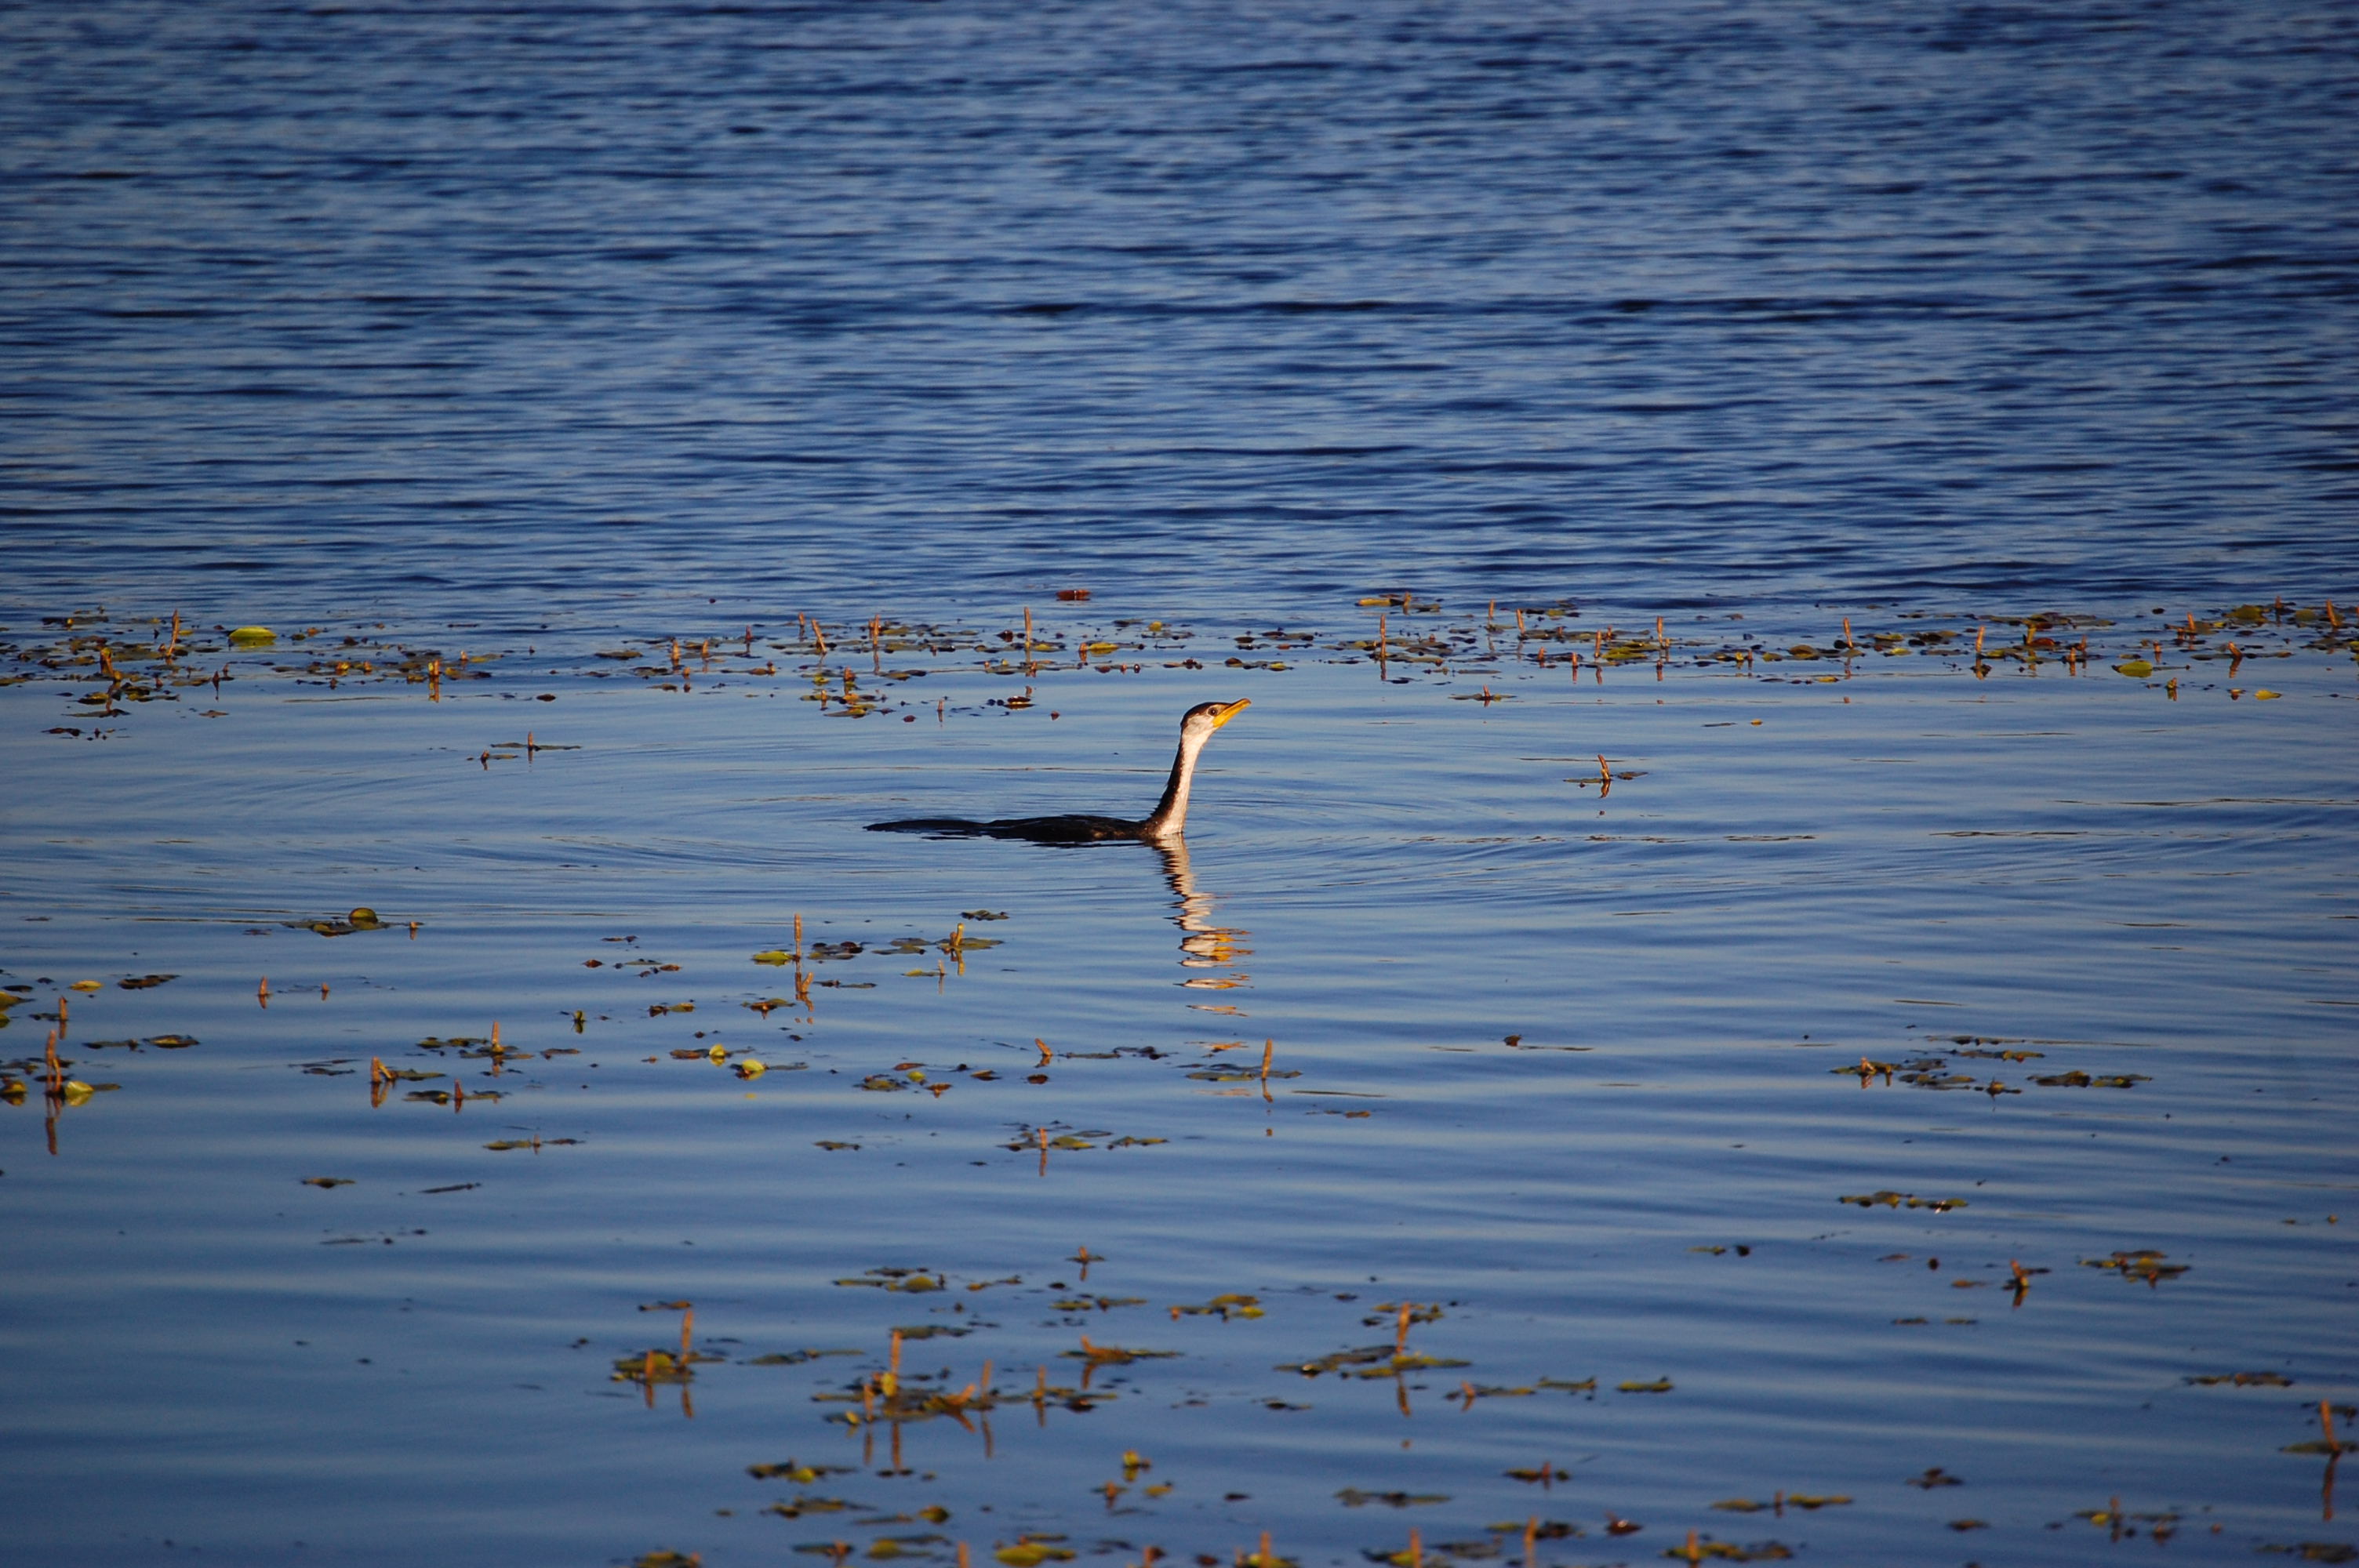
[747,1352,861,1370]
[1337,1489,1449,1507]
[2186,1371,2293,1386]
[1839,1191,1967,1211]
[2082,1250,2188,1283]
[1061,1338,1176,1364]
[748,1461,843,1482]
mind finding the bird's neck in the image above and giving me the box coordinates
[1140,731,1208,841]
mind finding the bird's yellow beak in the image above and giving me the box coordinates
[1211,698,1251,728]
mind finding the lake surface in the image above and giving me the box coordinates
[3,2,2356,1566]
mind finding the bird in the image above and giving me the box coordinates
[867,699,1250,844]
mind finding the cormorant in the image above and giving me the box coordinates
[867,699,1250,844]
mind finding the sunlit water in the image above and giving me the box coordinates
[5,603,2355,1567]
[5,2,2358,1565]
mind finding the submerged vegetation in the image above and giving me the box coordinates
[9,592,2355,746]
[3,587,2354,1564]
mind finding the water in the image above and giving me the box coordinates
[5,0,2356,620]
[4,3,2357,1566]
[7,608,2355,1565]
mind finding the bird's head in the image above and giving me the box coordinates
[1180,698,1251,742]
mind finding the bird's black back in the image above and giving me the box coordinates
[866,814,1143,843]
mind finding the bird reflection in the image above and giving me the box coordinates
[1156,839,1252,985]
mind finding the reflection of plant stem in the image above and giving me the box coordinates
[2324,1401,2344,1520]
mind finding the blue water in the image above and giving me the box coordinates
[4,4,2358,1566]
[5,0,2356,624]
